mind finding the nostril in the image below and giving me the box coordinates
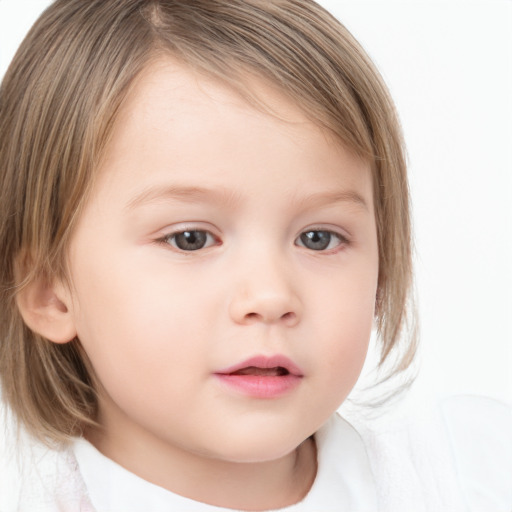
[242,311,296,324]
[243,312,267,324]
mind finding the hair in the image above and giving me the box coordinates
[0,0,416,443]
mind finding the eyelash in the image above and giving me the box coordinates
[158,229,219,252]
[156,227,350,254]
[295,229,349,252]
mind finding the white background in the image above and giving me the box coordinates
[1,0,510,405]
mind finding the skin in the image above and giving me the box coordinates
[61,59,379,510]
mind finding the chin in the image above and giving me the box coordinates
[200,429,309,464]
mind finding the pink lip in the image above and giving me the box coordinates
[214,355,303,399]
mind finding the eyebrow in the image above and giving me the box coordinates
[125,184,369,212]
[125,185,244,211]
[293,189,369,212]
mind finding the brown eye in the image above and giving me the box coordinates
[167,230,213,251]
[297,230,345,251]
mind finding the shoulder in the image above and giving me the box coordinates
[0,393,93,511]
[440,394,512,510]
[0,398,22,511]
[338,393,512,512]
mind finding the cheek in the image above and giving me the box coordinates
[69,257,212,392]
[307,264,377,393]
[320,311,372,384]
[71,282,203,426]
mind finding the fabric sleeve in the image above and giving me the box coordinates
[441,394,512,512]
[0,397,22,511]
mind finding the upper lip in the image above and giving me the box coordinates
[215,354,304,377]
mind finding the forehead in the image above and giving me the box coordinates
[91,57,372,210]
[112,58,327,147]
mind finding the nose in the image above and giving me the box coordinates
[228,251,301,327]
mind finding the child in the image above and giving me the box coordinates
[0,1,509,510]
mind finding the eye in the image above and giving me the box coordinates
[296,230,347,251]
[163,230,217,251]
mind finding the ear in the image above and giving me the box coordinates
[16,276,77,344]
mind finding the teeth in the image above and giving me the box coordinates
[232,366,289,376]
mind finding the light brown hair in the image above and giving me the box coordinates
[0,0,415,443]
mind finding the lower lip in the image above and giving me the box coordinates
[214,374,302,398]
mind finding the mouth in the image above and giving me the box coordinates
[229,366,291,377]
[214,355,303,398]
[216,354,303,378]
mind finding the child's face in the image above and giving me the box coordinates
[64,59,378,465]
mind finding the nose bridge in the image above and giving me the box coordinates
[228,242,301,326]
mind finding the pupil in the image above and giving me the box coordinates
[301,231,330,250]
[175,231,207,250]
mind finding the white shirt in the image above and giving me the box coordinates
[73,413,377,512]
[1,394,511,511]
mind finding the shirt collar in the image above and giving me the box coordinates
[73,413,377,511]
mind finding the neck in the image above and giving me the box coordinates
[86,407,317,510]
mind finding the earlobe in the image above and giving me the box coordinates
[16,277,77,344]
